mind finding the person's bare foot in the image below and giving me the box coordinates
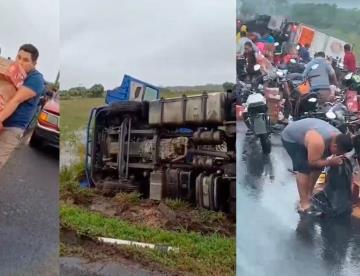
[297,202,311,212]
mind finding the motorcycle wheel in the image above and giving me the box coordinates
[259,134,271,154]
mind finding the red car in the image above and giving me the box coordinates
[29,93,60,148]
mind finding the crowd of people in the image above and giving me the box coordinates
[237,25,360,217]
[237,24,358,107]
[237,25,357,73]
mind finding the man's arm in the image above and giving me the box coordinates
[303,60,314,78]
[305,131,328,168]
[305,130,344,168]
[0,86,36,125]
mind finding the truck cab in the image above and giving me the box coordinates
[105,74,160,104]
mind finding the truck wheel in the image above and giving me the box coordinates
[111,101,149,121]
[210,176,221,211]
[259,134,271,154]
[108,101,143,113]
[196,173,204,208]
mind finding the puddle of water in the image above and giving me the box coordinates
[60,129,86,168]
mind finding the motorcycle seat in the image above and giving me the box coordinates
[287,73,304,81]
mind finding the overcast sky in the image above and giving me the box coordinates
[0,0,59,82]
[61,0,236,89]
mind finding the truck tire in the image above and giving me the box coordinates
[209,176,221,211]
[196,173,204,208]
[107,101,148,120]
[108,101,142,112]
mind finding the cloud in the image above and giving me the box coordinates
[0,0,59,82]
[60,0,236,89]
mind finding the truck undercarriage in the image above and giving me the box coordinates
[87,92,236,215]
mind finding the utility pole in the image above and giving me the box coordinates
[54,71,60,90]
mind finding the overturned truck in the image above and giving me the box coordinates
[86,91,237,215]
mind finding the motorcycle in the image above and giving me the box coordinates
[284,58,306,74]
[342,72,360,93]
[279,69,320,121]
[237,64,272,154]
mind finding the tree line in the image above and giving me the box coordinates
[61,82,235,100]
[239,0,360,58]
[60,84,105,99]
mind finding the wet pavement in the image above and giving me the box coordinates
[236,122,360,276]
[60,257,161,276]
[0,141,59,275]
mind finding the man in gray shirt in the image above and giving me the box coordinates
[303,51,338,103]
[281,118,353,214]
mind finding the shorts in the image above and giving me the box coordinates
[0,127,24,170]
[281,138,310,174]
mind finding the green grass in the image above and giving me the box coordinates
[61,98,104,140]
[164,198,191,211]
[61,204,235,275]
[113,192,142,208]
[317,28,360,61]
[60,162,95,204]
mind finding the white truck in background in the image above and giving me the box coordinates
[282,22,350,61]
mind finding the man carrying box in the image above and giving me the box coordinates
[0,44,44,170]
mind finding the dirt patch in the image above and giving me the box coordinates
[76,192,235,237]
[60,228,179,276]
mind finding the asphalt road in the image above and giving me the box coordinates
[236,122,360,276]
[60,257,161,276]
[0,141,59,276]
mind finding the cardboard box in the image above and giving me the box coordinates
[264,87,281,124]
[0,57,26,88]
[0,57,27,105]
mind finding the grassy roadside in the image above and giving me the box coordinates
[60,164,235,275]
[60,204,235,275]
[61,98,104,140]
[60,92,235,275]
